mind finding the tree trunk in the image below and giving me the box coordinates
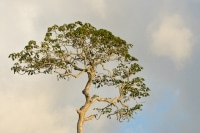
[77,70,94,133]
[77,112,84,133]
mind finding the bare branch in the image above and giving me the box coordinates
[84,114,96,121]
[117,98,129,108]
[100,63,112,76]
[92,96,119,109]
[54,69,86,78]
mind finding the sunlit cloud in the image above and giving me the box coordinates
[0,85,72,133]
[149,14,193,66]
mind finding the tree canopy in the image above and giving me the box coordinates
[9,21,150,133]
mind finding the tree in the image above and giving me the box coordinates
[9,21,150,133]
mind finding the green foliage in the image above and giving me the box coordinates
[9,21,150,122]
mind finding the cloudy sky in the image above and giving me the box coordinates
[0,0,200,133]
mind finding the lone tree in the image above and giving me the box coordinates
[9,21,150,133]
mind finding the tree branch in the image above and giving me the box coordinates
[92,96,119,109]
[100,63,112,76]
[54,69,86,78]
[84,114,96,121]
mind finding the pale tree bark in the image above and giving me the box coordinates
[76,67,95,133]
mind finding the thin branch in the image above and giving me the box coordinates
[100,63,112,76]
[117,98,129,108]
[84,114,96,121]
[92,97,119,109]
[54,69,86,78]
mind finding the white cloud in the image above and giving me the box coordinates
[150,14,193,65]
[0,86,72,133]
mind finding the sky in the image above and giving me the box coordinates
[0,0,200,133]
